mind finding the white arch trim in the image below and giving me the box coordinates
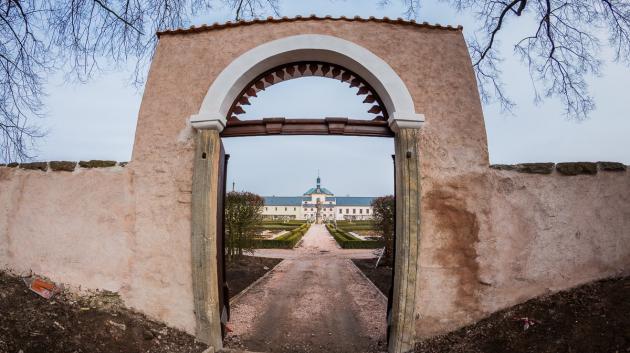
[190,34,424,132]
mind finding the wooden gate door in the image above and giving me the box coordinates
[216,145,230,338]
[387,154,396,344]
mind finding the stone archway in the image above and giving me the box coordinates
[190,34,424,130]
[190,34,423,353]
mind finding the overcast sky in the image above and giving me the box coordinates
[36,1,629,196]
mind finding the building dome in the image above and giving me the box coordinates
[303,175,333,196]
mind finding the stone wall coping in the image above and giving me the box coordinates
[490,162,627,175]
[157,15,463,37]
[0,160,129,172]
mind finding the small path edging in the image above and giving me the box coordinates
[229,260,286,306]
[348,258,388,302]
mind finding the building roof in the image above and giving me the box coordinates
[157,15,463,37]
[303,175,334,196]
[335,197,375,206]
[263,195,374,206]
[303,186,334,196]
[263,196,304,206]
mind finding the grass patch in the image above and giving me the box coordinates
[326,224,384,249]
[258,224,299,231]
[336,220,376,232]
[259,220,307,231]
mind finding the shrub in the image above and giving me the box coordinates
[225,191,264,261]
[371,195,395,258]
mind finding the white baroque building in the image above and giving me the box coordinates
[262,176,374,222]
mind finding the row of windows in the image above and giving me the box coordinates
[338,208,369,214]
[263,207,369,214]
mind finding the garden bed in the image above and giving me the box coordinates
[351,258,393,296]
[226,255,282,299]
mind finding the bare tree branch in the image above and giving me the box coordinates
[2,0,629,162]
[436,0,630,120]
[0,0,278,163]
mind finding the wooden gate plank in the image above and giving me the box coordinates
[389,127,422,353]
[191,129,223,349]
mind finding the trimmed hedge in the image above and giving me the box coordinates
[258,224,299,231]
[339,239,385,249]
[336,220,372,226]
[326,224,384,249]
[260,220,307,229]
[338,225,375,231]
[335,220,375,232]
[254,223,310,249]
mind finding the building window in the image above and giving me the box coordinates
[285,207,287,211]
[346,209,349,214]
[275,207,277,211]
[360,209,363,214]
[366,209,369,214]
[294,207,296,211]
[339,209,342,214]
[353,209,356,214]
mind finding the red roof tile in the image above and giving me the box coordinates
[156,15,463,37]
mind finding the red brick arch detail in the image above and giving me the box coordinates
[222,61,393,137]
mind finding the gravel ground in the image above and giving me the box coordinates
[226,224,387,353]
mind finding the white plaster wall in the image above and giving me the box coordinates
[485,169,630,303]
[415,168,630,337]
[335,206,373,220]
[263,205,301,219]
[0,166,135,293]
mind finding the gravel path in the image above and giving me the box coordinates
[226,224,387,353]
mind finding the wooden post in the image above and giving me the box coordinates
[389,126,422,353]
[191,129,223,349]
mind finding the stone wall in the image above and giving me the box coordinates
[415,161,630,337]
[0,163,134,292]
[0,158,198,333]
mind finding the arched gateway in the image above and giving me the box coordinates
[190,33,424,131]
[185,29,427,353]
[139,16,486,353]
[2,15,628,353]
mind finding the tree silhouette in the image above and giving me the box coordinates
[225,190,264,261]
[371,195,395,261]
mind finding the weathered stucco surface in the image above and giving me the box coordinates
[0,167,134,292]
[416,168,630,337]
[1,18,629,346]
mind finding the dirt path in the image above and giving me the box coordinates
[226,224,387,353]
